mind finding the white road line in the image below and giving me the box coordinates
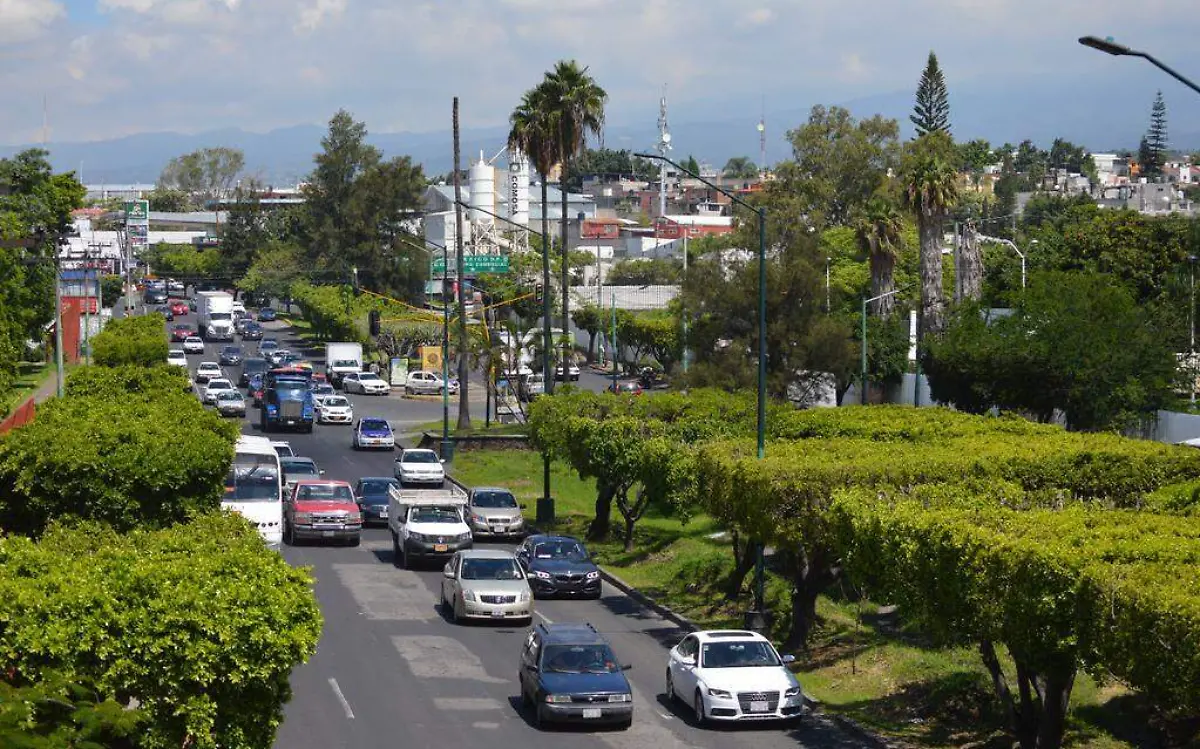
[534,610,553,625]
[327,678,355,719]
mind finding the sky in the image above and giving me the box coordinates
[2,0,1200,150]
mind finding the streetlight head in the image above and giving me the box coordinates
[1079,35,1131,56]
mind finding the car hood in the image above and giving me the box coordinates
[471,507,521,520]
[409,521,466,536]
[698,666,800,694]
[459,579,531,596]
[528,558,597,575]
[293,500,358,514]
[398,462,442,472]
[539,671,630,695]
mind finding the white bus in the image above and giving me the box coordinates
[223,434,284,548]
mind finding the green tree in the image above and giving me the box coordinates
[563,148,656,190]
[902,131,958,339]
[957,138,994,172]
[0,670,144,748]
[722,156,760,179]
[1144,90,1168,179]
[219,182,268,282]
[158,147,245,206]
[147,185,190,212]
[910,51,950,137]
[683,154,700,176]
[856,196,905,318]
[237,240,306,305]
[571,304,603,361]
[605,257,681,286]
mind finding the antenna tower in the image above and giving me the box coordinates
[657,86,671,219]
[757,97,767,177]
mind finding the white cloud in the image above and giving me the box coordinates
[0,0,64,42]
[295,0,346,33]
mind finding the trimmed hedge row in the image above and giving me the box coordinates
[0,515,322,749]
[90,313,169,368]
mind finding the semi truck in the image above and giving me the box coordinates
[325,342,364,388]
[261,366,315,433]
[197,291,235,342]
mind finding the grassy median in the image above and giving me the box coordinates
[448,447,1166,749]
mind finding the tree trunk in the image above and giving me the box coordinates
[560,173,571,380]
[869,245,896,319]
[586,480,615,541]
[623,513,636,552]
[586,331,597,363]
[781,545,839,650]
[980,640,1022,741]
[540,181,553,397]
[724,532,758,602]
[959,219,983,302]
[452,97,471,429]
[917,209,946,339]
[1035,666,1075,749]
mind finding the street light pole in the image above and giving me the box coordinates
[1079,36,1200,96]
[861,285,913,406]
[979,236,1028,289]
[637,151,769,630]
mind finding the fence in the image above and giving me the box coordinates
[0,397,37,434]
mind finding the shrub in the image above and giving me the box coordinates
[90,314,169,368]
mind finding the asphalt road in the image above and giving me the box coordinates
[163,307,856,749]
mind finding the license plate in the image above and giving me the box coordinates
[749,701,769,713]
[379,509,388,518]
[491,610,505,618]
[434,544,448,552]
[582,708,602,719]
[322,531,334,538]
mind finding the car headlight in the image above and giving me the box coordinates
[293,512,312,524]
[544,694,571,704]
[585,570,600,580]
[784,686,802,698]
[607,694,631,703]
[462,590,477,602]
[531,570,551,579]
[408,532,426,542]
[518,590,531,602]
[457,532,472,542]
[707,687,733,699]
[347,512,362,524]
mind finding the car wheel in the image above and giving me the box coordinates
[616,717,632,731]
[452,595,464,624]
[532,704,546,729]
[693,691,707,727]
[391,532,402,567]
[283,522,295,546]
[520,680,532,709]
[666,670,676,703]
[348,535,360,548]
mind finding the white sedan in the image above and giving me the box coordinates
[183,336,205,355]
[343,371,391,395]
[194,362,223,385]
[315,395,354,424]
[394,448,445,487]
[202,378,236,405]
[666,630,805,725]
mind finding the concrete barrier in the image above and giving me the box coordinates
[0,397,36,434]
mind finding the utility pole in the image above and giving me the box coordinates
[452,97,471,433]
[758,99,767,176]
[681,229,689,374]
[53,238,64,398]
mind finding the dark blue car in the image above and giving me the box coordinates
[258,307,277,322]
[519,623,633,729]
[354,476,398,525]
[515,535,602,599]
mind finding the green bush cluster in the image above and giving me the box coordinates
[90,313,170,368]
[288,281,365,342]
[0,515,322,749]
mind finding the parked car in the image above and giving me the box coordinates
[343,371,391,395]
[440,549,533,624]
[515,535,602,599]
[183,336,206,355]
[279,456,322,496]
[202,378,236,405]
[167,349,188,368]
[241,321,264,340]
[467,487,526,539]
[315,394,353,424]
[218,345,244,366]
[170,300,189,316]
[283,480,361,546]
[394,447,445,487]
[352,417,395,449]
[518,623,633,729]
[194,361,223,385]
[214,389,247,417]
[554,362,581,381]
[666,630,804,725]
[607,380,644,396]
[170,324,195,342]
[405,370,456,396]
[258,307,277,322]
[240,357,269,387]
[353,476,399,526]
[520,373,546,401]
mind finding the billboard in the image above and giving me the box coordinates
[124,199,150,256]
[581,220,620,240]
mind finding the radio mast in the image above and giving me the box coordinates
[657,86,672,219]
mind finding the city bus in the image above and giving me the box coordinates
[223,434,284,547]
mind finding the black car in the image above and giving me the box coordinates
[258,307,277,322]
[219,346,243,366]
[354,476,399,525]
[240,357,269,387]
[518,622,633,729]
[241,321,264,340]
[515,535,602,599]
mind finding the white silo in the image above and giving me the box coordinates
[507,148,530,227]
[469,154,495,226]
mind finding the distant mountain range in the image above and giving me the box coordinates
[5,77,1198,185]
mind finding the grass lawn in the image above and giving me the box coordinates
[448,447,1173,749]
[0,362,56,417]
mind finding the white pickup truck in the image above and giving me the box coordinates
[387,485,472,569]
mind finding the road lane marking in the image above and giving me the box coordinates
[597,689,694,749]
[333,564,436,620]
[534,610,553,624]
[327,678,355,719]
[391,635,504,683]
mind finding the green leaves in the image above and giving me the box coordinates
[90,314,170,369]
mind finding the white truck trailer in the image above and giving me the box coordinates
[197,291,235,342]
[325,342,364,388]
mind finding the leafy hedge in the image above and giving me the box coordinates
[0,515,322,749]
[288,281,364,342]
[829,488,1200,744]
[0,365,237,536]
[90,313,169,368]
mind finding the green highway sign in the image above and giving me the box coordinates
[431,255,510,275]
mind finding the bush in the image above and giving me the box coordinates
[65,363,193,400]
[90,314,169,368]
[0,514,322,749]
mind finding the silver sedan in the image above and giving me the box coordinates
[441,549,533,624]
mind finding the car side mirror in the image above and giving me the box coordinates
[439,458,446,464]
[443,565,455,578]
[319,470,326,475]
[781,654,796,664]
[621,663,633,671]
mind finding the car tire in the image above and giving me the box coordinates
[666,670,676,703]
[693,691,707,727]
[452,596,464,624]
[520,680,532,709]
[391,531,402,567]
[532,704,546,730]
[348,535,360,548]
[283,522,295,546]
[616,717,632,731]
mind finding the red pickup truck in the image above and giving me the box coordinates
[283,480,362,546]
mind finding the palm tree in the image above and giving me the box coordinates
[902,132,958,339]
[508,85,558,393]
[857,197,905,318]
[544,61,607,377]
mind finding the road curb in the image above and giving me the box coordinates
[596,567,700,633]
[826,714,896,748]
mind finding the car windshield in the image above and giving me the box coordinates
[217,391,241,401]
[358,480,396,498]
[333,359,358,367]
[274,381,308,394]
[313,385,335,396]
[532,541,589,561]
[324,396,349,407]
[187,338,203,344]
[282,460,317,477]
[295,484,353,502]
[460,558,523,580]
[403,451,439,464]
[473,491,517,509]
[410,507,460,523]
[208,380,232,390]
[362,420,390,432]
[700,640,781,669]
[541,645,620,674]
[359,373,381,382]
[222,347,241,355]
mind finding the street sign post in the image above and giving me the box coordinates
[431,255,509,276]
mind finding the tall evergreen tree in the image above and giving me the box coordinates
[1144,90,1168,179]
[910,51,950,137]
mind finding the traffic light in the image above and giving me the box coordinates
[368,309,380,336]
[535,283,544,305]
